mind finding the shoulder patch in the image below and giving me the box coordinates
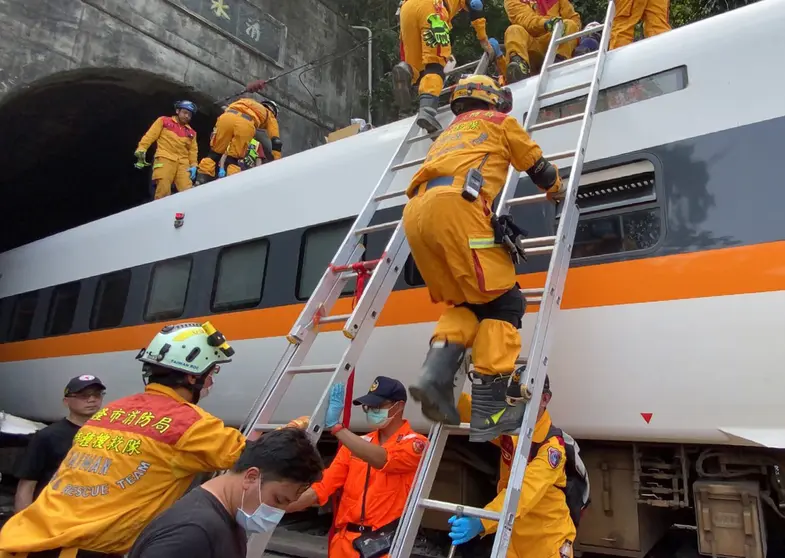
[547,446,561,469]
[412,438,426,455]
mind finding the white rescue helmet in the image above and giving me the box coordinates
[136,321,234,377]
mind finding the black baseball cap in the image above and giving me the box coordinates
[64,375,106,397]
[353,376,407,408]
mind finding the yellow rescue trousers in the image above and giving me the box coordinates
[610,0,671,49]
[399,0,452,97]
[504,24,577,74]
[402,185,521,376]
[196,110,255,178]
[151,158,192,199]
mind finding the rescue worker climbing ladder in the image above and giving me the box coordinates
[392,0,499,134]
[402,74,564,443]
[134,100,198,200]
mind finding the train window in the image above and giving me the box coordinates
[404,255,426,287]
[212,239,269,312]
[144,257,192,322]
[571,208,661,259]
[560,160,657,217]
[45,281,81,336]
[8,291,39,342]
[530,66,688,125]
[91,270,131,330]
[297,220,357,300]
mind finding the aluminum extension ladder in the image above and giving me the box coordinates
[239,52,492,558]
[390,3,617,558]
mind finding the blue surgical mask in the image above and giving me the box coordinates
[235,481,285,534]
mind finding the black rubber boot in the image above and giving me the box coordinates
[415,94,442,135]
[505,55,531,85]
[392,62,414,108]
[408,341,465,425]
[468,370,527,443]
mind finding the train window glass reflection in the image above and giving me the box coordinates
[212,239,269,312]
[404,255,426,287]
[297,220,356,300]
[8,291,39,342]
[572,209,661,259]
[91,270,131,330]
[45,281,81,336]
[531,66,688,125]
[145,257,192,322]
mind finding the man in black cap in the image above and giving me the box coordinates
[286,376,429,558]
[13,375,106,512]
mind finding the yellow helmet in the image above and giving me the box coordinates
[450,74,513,115]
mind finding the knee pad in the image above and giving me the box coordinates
[422,63,445,80]
[460,286,525,328]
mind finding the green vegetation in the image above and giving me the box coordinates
[336,0,755,126]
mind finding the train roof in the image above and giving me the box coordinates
[1,0,782,300]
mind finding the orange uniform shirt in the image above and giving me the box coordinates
[0,384,246,556]
[136,116,198,166]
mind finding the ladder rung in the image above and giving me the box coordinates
[527,296,543,304]
[253,423,290,431]
[408,130,442,144]
[548,50,597,71]
[440,84,457,96]
[515,356,528,365]
[375,188,409,201]
[506,193,548,207]
[520,288,544,296]
[391,157,426,172]
[420,499,501,522]
[540,80,591,101]
[525,245,555,256]
[355,220,400,235]
[529,113,582,132]
[543,150,576,161]
[556,24,604,45]
[519,235,556,247]
[287,364,337,375]
[331,259,381,274]
[448,59,483,75]
[445,422,471,433]
[318,314,350,325]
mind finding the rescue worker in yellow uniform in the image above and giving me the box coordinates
[502,0,582,84]
[452,373,577,557]
[402,74,563,443]
[610,0,671,50]
[0,321,248,558]
[286,377,428,558]
[392,0,498,134]
[134,100,198,200]
[195,98,281,184]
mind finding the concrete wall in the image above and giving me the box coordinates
[0,0,368,154]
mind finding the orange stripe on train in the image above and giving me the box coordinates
[2,240,785,363]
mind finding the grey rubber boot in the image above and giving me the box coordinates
[408,340,465,425]
[392,62,414,108]
[505,55,531,85]
[468,371,527,443]
[415,94,442,135]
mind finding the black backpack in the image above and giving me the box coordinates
[528,425,591,529]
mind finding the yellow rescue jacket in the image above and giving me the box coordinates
[504,0,581,37]
[0,384,246,556]
[135,116,198,166]
[458,394,576,557]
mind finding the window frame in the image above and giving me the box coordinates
[295,218,363,301]
[45,281,81,337]
[7,290,40,342]
[90,269,132,331]
[210,238,271,313]
[143,256,194,323]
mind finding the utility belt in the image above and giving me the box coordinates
[207,150,240,167]
[226,108,254,122]
[418,168,529,264]
[347,519,400,558]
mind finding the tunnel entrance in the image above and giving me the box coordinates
[0,68,221,253]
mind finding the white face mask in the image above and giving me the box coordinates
[235,478,285,534]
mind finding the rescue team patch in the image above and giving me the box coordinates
[548,446,561,469]
[413,439,426,455]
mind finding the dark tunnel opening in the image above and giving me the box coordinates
[0,68,221,253]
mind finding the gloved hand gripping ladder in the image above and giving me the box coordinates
[390,3,617,557]
[236,52,493,558]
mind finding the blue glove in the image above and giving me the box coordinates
[470,0,483,9]
[448,515,484,545]
[217,167,227,178]
[488,38,503,58]
[324,383,346,428]
[189,166,197,181]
